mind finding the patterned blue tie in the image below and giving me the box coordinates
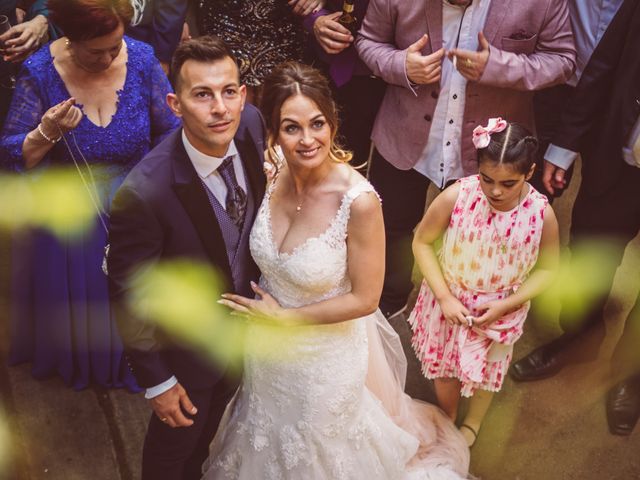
[218,156,247,229]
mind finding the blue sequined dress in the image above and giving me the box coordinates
[0,37,180,391]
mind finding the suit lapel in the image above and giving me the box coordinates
[171,132,233,282]
[235,134,266,214]
[425,0,443,52]
[483,0,510,43]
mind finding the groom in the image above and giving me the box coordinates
[108,36,266,479]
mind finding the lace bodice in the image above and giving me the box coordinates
[249,180,379,309]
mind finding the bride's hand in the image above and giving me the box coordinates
[219,281,286,321]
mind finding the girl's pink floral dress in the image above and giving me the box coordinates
[408,175,548,397]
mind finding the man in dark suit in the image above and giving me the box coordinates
[510,0,640,436]
[108,36,265,479]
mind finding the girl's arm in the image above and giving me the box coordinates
[221,190,386,325]
[412,182,470,326]
[475,204,560,325]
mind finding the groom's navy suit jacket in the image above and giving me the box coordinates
[108,104,266,391]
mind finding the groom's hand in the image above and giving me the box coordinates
[150,382,198,428]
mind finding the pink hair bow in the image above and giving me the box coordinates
[472,117,508,149]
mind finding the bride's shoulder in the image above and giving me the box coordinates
[336,168,380,219]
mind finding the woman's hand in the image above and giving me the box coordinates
[39,98,83,141]
[473,299,514,327]
[0,14,48,63]
[289,0,325,16]
[438,294,471,326]
[219,282,289,323]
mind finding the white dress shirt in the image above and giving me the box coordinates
[545,0,623,170]
[413,0,491,188]
[144,130,248,400]
[182,129,248,204]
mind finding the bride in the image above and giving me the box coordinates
[203,62,470,479]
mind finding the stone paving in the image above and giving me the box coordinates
[1,159,639,480]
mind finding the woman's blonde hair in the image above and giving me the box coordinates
[261,61,352,171]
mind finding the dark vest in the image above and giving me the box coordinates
[200,161,256,298]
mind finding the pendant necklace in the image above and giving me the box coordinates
[292,167,332,214]
[490,186,525,255]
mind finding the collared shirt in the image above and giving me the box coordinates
[545,0,624,170]
[144,130,247,400]
[182,129,247,207]
[413,0,491,188]
[568,0,623,86]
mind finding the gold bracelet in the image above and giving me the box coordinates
[37,123,60,144]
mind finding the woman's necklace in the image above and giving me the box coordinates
[291,167,332,213]
[490,186,525,255]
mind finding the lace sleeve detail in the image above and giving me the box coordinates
[325,181,380,248]
[146,51,180,145]
[0,60,47,172]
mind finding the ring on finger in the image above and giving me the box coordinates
[466,58,473,66]
[160,417,168,422]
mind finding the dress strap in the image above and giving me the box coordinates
[343,180,380,206]
[326,181,380,245]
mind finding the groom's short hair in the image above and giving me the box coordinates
[170,35,240,91]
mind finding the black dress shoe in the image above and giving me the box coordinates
[606,380,640,436]
[509,345,564,382]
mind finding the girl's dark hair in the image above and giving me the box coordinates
[477,122,538,174]
[48,0,133,42]
[260,61,352,164]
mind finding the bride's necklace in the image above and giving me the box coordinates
[291,168,332,213]
[489,186,525,255]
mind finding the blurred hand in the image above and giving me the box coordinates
[289,0,325,16]
[448,31,490,82]
[405,34,444,85]
[15,8,26,24]
[438,294,471,326]
[313,12,353,55]
[149,382,197,428]
[0,14,48,63]
[39,98,83,141]
[542,160,567,195]
[219,281,285,320]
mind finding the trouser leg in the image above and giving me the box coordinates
[369,149,430,316]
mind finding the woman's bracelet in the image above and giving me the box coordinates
[36,123,60,144]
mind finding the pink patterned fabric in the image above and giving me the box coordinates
[408,175,548,397]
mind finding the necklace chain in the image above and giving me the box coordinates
[489,187,524,254]
[291,167,332,213]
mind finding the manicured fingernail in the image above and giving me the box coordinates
[191,406,197,414]
[250,281,257,287]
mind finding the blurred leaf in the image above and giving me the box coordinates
[0,168,96,237]
[127,260,300,372]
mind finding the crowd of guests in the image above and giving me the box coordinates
[1,0,639,478]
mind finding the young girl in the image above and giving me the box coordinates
[408,118,560,447]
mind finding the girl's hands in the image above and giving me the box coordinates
[438,294,471,326]
[473,299,514,327]
[219,281,288,323]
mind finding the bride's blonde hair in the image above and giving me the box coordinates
[260,62,352,172]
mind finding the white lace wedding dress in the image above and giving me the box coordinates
[202,181,470,480]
